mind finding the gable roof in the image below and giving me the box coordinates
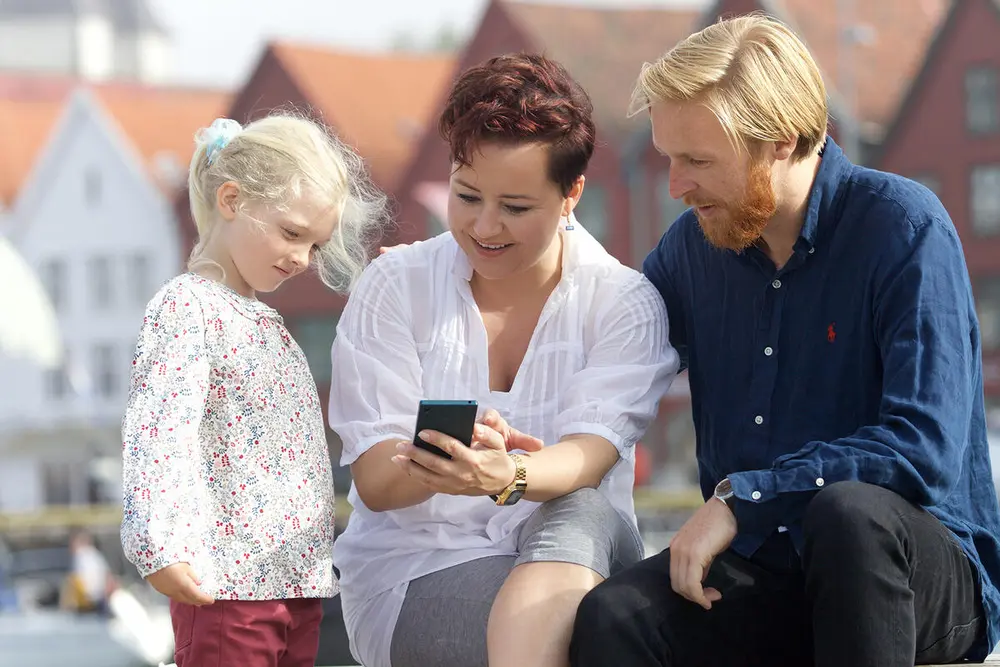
[873,0,1000,164]
[703,0,949,139]
[0,98,64,204]
[0,73,228,205]
[94,83,230,188]
[501,1,703,140]
[779,0,948,136]
[268,42,456,191]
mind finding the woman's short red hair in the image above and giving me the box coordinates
[439,53,596,196]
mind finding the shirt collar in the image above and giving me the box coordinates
[798,137,854,251]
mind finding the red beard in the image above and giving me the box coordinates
[689,159,777,252]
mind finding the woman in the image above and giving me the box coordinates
[328,53,680,667]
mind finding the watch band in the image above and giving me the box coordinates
[491,453,527,505]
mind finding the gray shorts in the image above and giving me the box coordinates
[388,487,644,667]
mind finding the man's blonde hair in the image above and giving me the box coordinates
[188,113,390,293]
[630,13,828,161]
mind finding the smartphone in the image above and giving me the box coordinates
[413,399,478,459]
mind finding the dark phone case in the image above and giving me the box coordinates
[413,400,478,459]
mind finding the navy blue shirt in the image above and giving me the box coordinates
[643,139,1000,658]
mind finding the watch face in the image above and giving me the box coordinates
[502,489,525,506]
[715,478,733,498]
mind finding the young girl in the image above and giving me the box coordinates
[120,113,387,667]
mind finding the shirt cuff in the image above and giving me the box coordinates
[339,429,412,466]
[729,469,778,504]
[556,422,630,459]
[133,540,193,579]
[730,466,832,504]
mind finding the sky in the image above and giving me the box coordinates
[149,0,708,88]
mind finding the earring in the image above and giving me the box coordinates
[564,215,575,231]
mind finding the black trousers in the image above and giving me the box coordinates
[570,482,984,667]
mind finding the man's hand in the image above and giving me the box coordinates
[668,497,737,610]
[378,244,409,255]
[146,563,214,606]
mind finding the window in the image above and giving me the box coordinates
[966,66,999,135]
[657,172,689,232]
[971,165,1000,235]
[38,258,66,311]
[911,173,941,197]
[87,256,113,308]
[92,343,117,398]
[85,167,102,207]
[45,365,70,400]
[128,254,151,304]
[978,278,1000,351]
[42,461,74,505]
[290,316,340,385]
[575,183,608,244]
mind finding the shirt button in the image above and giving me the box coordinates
[764,346,774,356]
[751,491,762,501]
[754,415,764,425]
[816,477,825,487]
[772,279,782,289]
[808,247,816,255]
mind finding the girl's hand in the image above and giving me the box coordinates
[391,421,519,497]
[146,563,215,606]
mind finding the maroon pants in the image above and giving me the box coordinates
[170,598,324,667]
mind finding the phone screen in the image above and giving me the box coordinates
[413,400,478,459]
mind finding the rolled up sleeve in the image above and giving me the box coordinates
[328,258,424,465]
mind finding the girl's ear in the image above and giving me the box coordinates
[216,182,240,221]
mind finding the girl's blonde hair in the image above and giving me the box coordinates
[187,112,390,292]
[630,13,828,162]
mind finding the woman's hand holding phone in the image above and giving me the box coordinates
[479,409,544,453]
[390,410,542,497]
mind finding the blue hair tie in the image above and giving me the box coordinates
[201,118,243,165]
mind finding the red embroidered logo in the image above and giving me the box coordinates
[827,323,836,343]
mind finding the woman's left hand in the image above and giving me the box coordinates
[390,421,516,497]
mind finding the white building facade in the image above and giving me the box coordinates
[0,89,183,511]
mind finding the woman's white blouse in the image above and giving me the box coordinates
[328,225,679,661]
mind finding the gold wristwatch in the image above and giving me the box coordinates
[491,453,527,506]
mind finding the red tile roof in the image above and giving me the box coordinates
[502,1,703,139]
[0,96,64,204]
[774,0,949,135]
[0,73,229,204]
[269,42,456,190]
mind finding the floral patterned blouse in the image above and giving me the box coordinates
[120,273,337,600]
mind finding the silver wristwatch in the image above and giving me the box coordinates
[713,477,736,510]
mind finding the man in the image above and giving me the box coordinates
[569,14,1000,667]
